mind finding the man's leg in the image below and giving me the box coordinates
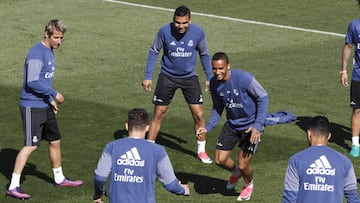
[237,151,253,184]
[49,140,65,183]
[9,146,37,187]
[350,108,360,157]
[237,150,254,201]
[215,149,233,170]
[147,105,168,141]
[189,103,212,163]
[49,140,83,187]
[7,146,37,199]
[189,103,205,142]
[215,149,241,189]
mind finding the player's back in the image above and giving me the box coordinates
[107,138,167,203]
[290,146,353,203]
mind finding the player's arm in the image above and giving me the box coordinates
[157,153,189,195]
[340,43,352,87]
[93,145,112,201]
[343,165,360,202]
[143,32,164,91]
[27,59,58,98]
[281,160,299,203]
[204,92,224,132]
[247,78,269,132]
[197,37,212,81]
[246,78,268,143]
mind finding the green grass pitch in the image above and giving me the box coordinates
[0,0,359,202]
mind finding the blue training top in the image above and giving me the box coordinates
[345,18,360,81]
[205,69,269,132]
[144,22,212,80]
[20,42,58,108]
[282,146,360,203]
[94,138,185,203]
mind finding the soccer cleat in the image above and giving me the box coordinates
[197,152,213,164]
[6,187,31,200]
[349,145,360,157]
[55,178,84,187]
[237,184,254,201]
[226,174,242,190]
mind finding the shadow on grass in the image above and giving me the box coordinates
[175,172,238,196]
[113,129,196,158]
[0,148,53,189]
[295,116,352,151]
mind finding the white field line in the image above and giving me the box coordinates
[103,0,345,38]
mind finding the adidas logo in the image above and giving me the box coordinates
[199,95,203,103]
[170,41,176,46]
[306,155,335,176]
[117,147,145,167]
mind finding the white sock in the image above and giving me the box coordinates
[197,140,206,153]
[53,167,65,184]
[352,136,360,146]
[8,173,21,190]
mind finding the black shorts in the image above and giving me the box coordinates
[20,106,61,146]
[351,80,360,109]
[153,73,203,105]
[216,123,260,154]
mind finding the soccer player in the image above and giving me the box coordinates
[6,19,83,200]
[142,5,213,164]
[92,108,190,203]
[282,116,360,203]
[340,1,360,157]
[196,52,269,201]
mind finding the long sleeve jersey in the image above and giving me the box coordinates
[20,42,58,108]
[205,69,269,132]
[345,18,360,81]
[282,146,360,203]
[144,23,212,80]
[93,138,185,203]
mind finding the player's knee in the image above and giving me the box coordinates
[354,109,360,117]
[214,157,226,166]
[237,162,251,171]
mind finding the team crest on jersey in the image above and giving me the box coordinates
[233,89,239,96]
[188,40,194,47]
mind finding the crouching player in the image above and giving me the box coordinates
[197,52,269,201]
[93,108,189,203]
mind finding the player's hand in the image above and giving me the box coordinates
[55,92,64,104]
[245,127,261,144]
[93,198,103,203]
[93,193,105,203]
[196,127,207,139]
[205,81,210,93]
[340,72,349,87]
[179,181,190,196]
[142,80,152,91]
[50,100,58,115]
